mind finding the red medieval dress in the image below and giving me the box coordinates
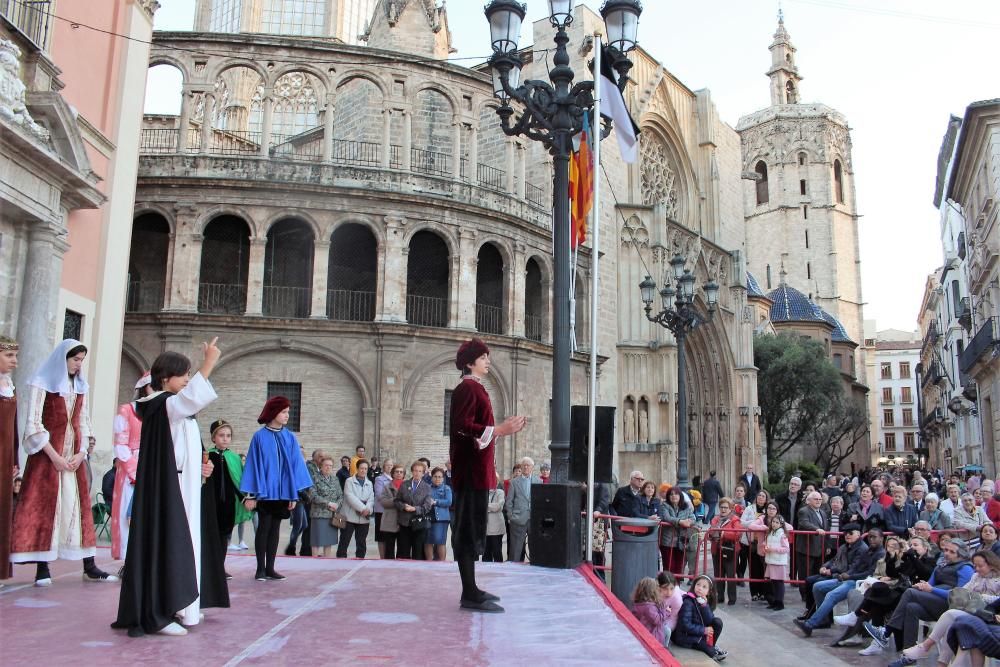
[10,386,96,563]
[449,376,496,559]
[111,402,141,560]
[0,377,17,579]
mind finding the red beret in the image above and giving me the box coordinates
[455,338,490,371]
[258,396,291,424]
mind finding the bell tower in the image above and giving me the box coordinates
[767,12,802,106]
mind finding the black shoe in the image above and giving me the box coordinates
[796,607,814,621]
[265,571,286,580]
[736,582,746,587]
[712,649,728,662]
[255,571,267,581]
[476,590,500,602]
[727,598,737,606]
[794,619,813,637]
[771,603,784,611]
[284,545,296,556]
[83,568,120,583]
[460,598,504,613]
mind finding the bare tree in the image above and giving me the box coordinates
[809,395,869,476]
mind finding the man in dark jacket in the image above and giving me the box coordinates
[883,486,919,537]
[701,470,724,523]
[795,492,829,599]
[795,524,878,635]
[738,464,762,499]
[776,477,803,529]
[611,470,646,518]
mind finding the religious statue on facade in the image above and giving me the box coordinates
[0,39,49,141]
[624,407,636,443]
[638,408,649,444]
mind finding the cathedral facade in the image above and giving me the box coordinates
[120,2,866,490]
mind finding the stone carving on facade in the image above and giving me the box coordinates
[621,216,648,249]
[638,408,649,444]
[624,407,636,443]
[640,134,680,221]
[0,39,49,141]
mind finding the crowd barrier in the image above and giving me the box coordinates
[588,511,977,586]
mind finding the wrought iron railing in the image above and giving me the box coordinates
[390,144,402,169]
[475,303,504,335]
[327,289,375,322]
[198,283,247,315]
[125,281,164,313]
[525,314,543,342]
[186,127,201,152]
[478,163,506,191]
[263,285,311,318]
[270,133,323,162]
[411,147,451,177]
[212,129,261,155]
[526,182,546,209]
[960,317,999,374]
[332,139,381,167]
[406,294,448,328]
[1,0,52,50]
[139,128,179,154]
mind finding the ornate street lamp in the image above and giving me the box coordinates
[484,0,642,483]
[640,253,719,489]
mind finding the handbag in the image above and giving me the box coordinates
[949,587,987,614]
[410,513,429,531]
[330,512,347,529]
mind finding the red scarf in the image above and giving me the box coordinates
[392,478,404,490]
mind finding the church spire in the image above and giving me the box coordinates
[767,12,802,106]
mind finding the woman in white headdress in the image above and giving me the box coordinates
[10,339,117,585]
[111,371,153,560]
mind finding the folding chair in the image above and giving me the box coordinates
[92,491,111,541]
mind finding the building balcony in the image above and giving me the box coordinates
[960,317,999,375]
[921,361,945,389]
[125,280,164,313]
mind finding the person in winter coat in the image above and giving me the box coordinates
[660,488,695,576]
[631,577,669,647]
[337,459,374,559]
[377,465,404,559]
[483,473,505,562]
[918,492,952,532]
[306,456,343,557]
[425,467,453,561]
[708,497,742,606]
[740,491,770,601]
[846,485,884,532]
[672,574,727,661]
[762,514,790,610]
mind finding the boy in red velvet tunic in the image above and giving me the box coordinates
[450,338,525,613]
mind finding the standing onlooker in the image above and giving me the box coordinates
[336,456,351,490]
[701,471,724,523]
[611,470,646,519]
[425,467,453,561]
[740,464,762,499]
[484,473,505,562]
[349,445,366,476]
[307,456,343,557]
[638,481,661,519]
[539,462,551,483]
[764,513,791,610]
[396,460,433,559]
[741,490,770,600]
[660,488,694,576]
[503,463,520,554]
[709,497,742,605]
[378,465,405,559]
[847,485,884,532]
[337,459,374,558]
[776,477,803,529]
[373,457,394,559]
[505,456,534,562]
[795,492,830,598]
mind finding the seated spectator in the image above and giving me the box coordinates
[794,524,879,635]
[940,484,963,518]
[918,493,952,532]
[981,523,1000,558]
[847,485,884,532]
[657,570,685,645]
[632,577,669,647]
[909,483,927,513]
[673,574,727,661]
[944,600,1000,666]
[883,487,919,538]
[864,538,974,658]
[985,485,1000,531]
[954,492,991,549]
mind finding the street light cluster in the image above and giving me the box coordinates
[480,0,642,482]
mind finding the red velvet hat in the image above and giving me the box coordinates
[455,338,490,370]
[257,395,291,424]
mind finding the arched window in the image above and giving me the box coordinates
[475,243,505,334]
[785,80,798,104]
[264,219,314,318]
[798,152,807,166]
[525,258,544,342]
[327,223,377,321]
[406,231,450,327]
[834,159,845,204]
[755,161,769,205]
[126,213,170,312]
[199,216,251,314]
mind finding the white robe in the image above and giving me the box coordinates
[161,373,217,626]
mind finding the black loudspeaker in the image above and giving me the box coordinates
[529,483,583,569]
[569,405,615,484]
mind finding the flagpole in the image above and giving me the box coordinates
[585,33,602,564]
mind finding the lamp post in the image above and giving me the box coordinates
[639,254,719,489]
[484,0,642,482]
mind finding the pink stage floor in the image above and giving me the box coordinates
[0,548,666,666]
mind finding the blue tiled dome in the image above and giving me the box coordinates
[821,310,854,344]
[746,272,765,297]
[767,284,826,323]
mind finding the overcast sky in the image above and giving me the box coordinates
[148,0,1000,331]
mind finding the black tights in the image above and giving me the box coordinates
[255,502,285,575]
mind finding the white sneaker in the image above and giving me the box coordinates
[34,577,52,587]
[237,542,249,550]
[858,642,883,656]
[227,544,239,551]
[158,622,188,636]
[834,611,858,627]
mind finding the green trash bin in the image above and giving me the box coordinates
[610,517,660,607]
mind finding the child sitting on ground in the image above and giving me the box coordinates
[673,574,727,662]
[631,577,669,646]
[657,570,685,645]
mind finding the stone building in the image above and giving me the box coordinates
[1,0,156,456]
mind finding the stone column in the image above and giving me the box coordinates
[381,107,392,168]
[452,119,462,179]
[323,94,335,163]
[259,90,273,158]
[199,94,214,155]
[177,86,194,152]
[14,222,68,406]
[402,110,412,171]
[165,205,202,312]
[378,216,407,322]
[456,228,477,330]
[467,124,478,182]
[511,242,526,337]
[506,138,516,194]
[310,240,330,318]
[245,237,267,316]
[517,142,526,199]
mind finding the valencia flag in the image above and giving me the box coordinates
[569,111,594,250]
